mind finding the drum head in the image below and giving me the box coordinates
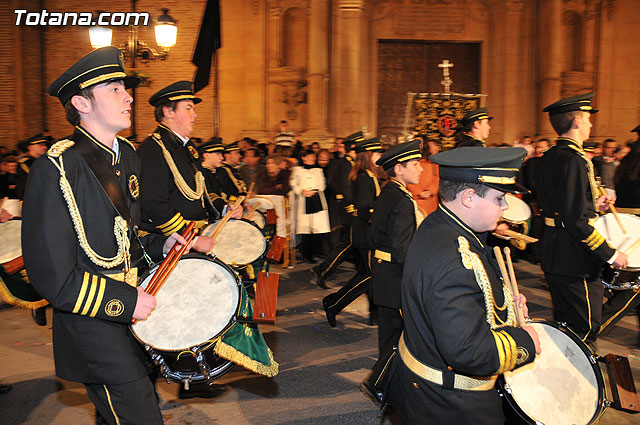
[0,220,22,264]
[245,211,266,229]
[131,256,240,351]
[502,194,531,223]
[202,219,266,265]
[595,213,640,269]
[501,321,603,425]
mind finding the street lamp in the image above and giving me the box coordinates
[88,3,178,140]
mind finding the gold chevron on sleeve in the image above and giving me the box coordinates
[72,272,91,314]
[492,331,506,373]
[90,277,106,318]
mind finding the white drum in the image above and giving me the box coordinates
[502,194,531,224]
[0,220,22,265]
[247,196,276,212]
[244,210,266,229]
[132,255,241,351]
[499,321,605,425]
[201,219,266,266]
[595,213,640,289]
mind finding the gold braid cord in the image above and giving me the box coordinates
[48,155,128,269]
[457,236,516,329]
[153,136,205,201]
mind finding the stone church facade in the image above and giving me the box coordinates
[2,0,639,146]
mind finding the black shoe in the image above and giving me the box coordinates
[359,380,385,409]
[322,298,337,327]
[0,384,12,394]
[178,383,227,399]
[311,267,328,289]
[32,307,47,327]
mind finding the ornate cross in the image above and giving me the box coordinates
[438,59,454,94]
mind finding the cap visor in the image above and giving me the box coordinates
[484,182,530,195]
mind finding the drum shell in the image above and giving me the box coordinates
[602,265,640,290]
[498,320,605,425]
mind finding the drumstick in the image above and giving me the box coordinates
[493,246,526,327]
[499,229,538,244]
[0,197,7,211]
[145,222,195,296]
[247,182,255,197]
[503,247,528,327]
[622,236,640,256]
[208,195,245,242]
[149,229,198,297]
[598,186,626,234]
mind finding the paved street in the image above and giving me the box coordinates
[1,259,639,424]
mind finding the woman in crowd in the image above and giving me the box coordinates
[290,149,330,263]
[407,137,440,217]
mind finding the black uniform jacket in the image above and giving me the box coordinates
[351,169,380,249]
[535,137,615,277]
[614,146,640,209]
[371,179,416,308]
[325,155,355,227]
[22,127,166,385]
[391,204,536,424]
[201,165,228,214]
[137,125,210,235]
[15,155,36,199]
[216,162,247,202]
[454,133,487,148]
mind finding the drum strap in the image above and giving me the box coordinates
[398,334,497,391]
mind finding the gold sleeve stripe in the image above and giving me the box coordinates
[495,331,513,373]
[492,331,506,373]
[81,275,99,316]
[90,278,106,318]
[582,229,606,250]
[73,272,91,314]
[158,212,182,232]
[336,194,344,200]
[500,330,518,370]
[161,217,185,236]
[209,192,222,201]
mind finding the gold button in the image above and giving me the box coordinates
[115,170,121,176]
[412,382,419,389]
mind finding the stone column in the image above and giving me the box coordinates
[244,0,268,140]
[303,0,331,141]
[268,5,282,69]
[332,0,366,135]
[537,0,563,136]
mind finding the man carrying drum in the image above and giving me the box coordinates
[387,147,540,424]
[536,92,628,345]
[22,47,193,425]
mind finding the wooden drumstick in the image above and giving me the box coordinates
[0,197,7,211]
[246,182,255,198]
[206,195,246,254]
[503,247,528,326]
[145,222,195,296]
[598,186,626,234]
[622,236,640,256]
[149,229,198,297]
[493,246,527,327]
[500,229,538,244]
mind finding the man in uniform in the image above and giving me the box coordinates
[311,131,362,288]
[22,46,190,425]
[217,141,248,202]
[536,92,628,345]
[454,107,492,148]
[197,137,230,214]
[388,147,540,424]
[137,81,218,247]
[371,140,423,358]
[15,133,51,199]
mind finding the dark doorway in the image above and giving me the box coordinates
[377,40,481,137]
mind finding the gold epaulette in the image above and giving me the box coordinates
[116,135,136,151]
[151,132,161,140]
[47,139,75,158]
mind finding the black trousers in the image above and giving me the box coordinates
[599,288,640,337]
[86,375,163,425]
[377,306,403,358]
[323,249,373,316]
[545,272,604,344]
[314,225,352,281]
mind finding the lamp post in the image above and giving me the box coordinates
[89,1,177,141]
